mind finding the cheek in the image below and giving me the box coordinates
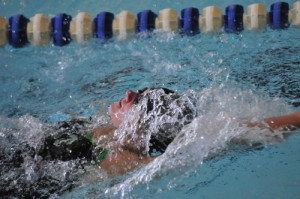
[109,110,123,127]
[111,112,123,127]
[109,106,122,127]
[122,103,133,112]
[109,102,134,127]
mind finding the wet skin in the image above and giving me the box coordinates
[109,89,152,127]
[97,89,300,176]
[109,90,138,127]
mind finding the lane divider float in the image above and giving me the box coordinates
[289,1,300,27]
[244,4,267,32]
[27,14,51,46]
[269,2,289,29]
[94,12,114,40]
[156,8,180,32]
[8,14,29,48]
[70,12,93,43]
[0,1,299,48]
[52,13,72,46]
[199,6,223,34]
[113,10,136,41]
[224,5,244,33]
[137,10,157,33]
[181,7,200,36]
[0,16,7,47]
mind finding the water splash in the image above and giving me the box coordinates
[60,83,294,199]
[0,114,111,198]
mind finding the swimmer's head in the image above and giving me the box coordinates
[109,88,196,153]
[109,88,174,127]
[109,90,139,127]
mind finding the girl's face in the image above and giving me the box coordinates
[109,90,138,127]
[109,89,153,127]
[109,88,167,127]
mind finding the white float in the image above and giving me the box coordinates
[199,6,223,34]
[155,8,180,32]
[243,4,267,32]
[0,16,7,47]
[289,1,300,28]
[70,12,93,43]
[27,14,51,46]
[113,10,136,41]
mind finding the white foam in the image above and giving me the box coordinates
[103,83,293,197]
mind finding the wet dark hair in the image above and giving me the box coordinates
[0,119,97,198]
[134,87,175,105]
[134,88,196,154]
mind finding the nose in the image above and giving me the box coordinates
[125,90,137,102]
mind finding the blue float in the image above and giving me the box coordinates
[137,10,157,32]
[8,14,29,48]
[180,7,200,35]
[51,13,72,46]
[224,5,244,33]
[94,12,114,39]
[269,2,290,29]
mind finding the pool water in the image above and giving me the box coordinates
[0,0,300,198]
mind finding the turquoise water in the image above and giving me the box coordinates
[1,0,300,198]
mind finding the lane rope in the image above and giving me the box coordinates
[0,1,299,47]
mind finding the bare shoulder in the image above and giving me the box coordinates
[99,150,158,176]
[88,125,117,141]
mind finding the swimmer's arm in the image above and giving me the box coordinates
[264,110,300,130]
[249,111,300,131]
[99,150,158,176]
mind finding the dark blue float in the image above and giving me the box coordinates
[94,12,114,39]
[8,14,29,48]
[180,7,200,36]
[51,13,72,46]
[137,10,157,32]
[269,2,290,29]
[224,5,244,33]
